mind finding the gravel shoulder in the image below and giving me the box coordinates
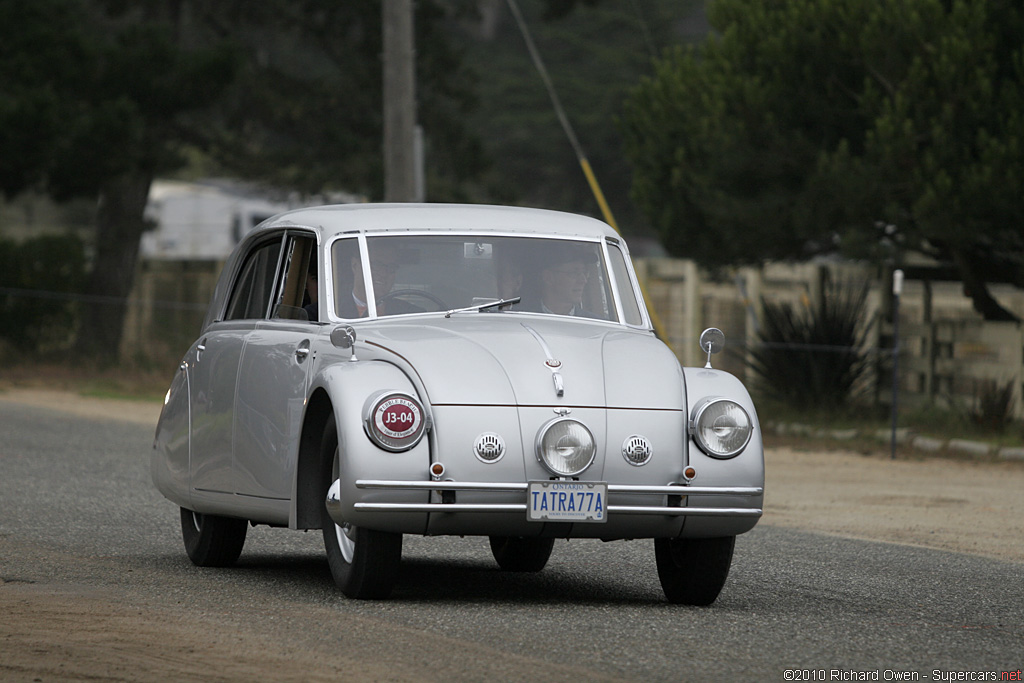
[764,443,1024,564]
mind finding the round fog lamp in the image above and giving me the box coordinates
[536,418,596,476]
[691,398,752,458]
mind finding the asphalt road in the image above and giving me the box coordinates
[1,401,1022,681]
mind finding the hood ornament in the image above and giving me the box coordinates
[522,324,564,398]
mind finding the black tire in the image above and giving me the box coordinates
[489,536,555,572]
[319,414,402,599]
[654,536,735,606]
[179,508,247,567]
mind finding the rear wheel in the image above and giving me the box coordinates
[489,536,555,572]
[320,415,402,599]
[654,536,735,606]
[179,508,247,567]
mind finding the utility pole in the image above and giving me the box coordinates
[383,0,419,202]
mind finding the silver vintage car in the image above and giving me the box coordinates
[152,203,763,605]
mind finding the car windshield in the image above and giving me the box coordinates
[330,234,635,322]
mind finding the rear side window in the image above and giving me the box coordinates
[271,233,317,320]
[224,238,283,320]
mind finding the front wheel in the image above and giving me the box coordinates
[654,536,735,606]
[320,415,402,599]
[179,508,247,567]
[489,536,555,572]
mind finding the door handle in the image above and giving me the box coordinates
[295,340,311,362]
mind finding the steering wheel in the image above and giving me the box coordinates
[379,288,448,312]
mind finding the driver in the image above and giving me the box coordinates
[338,241,420,318]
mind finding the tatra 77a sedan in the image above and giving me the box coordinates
[152,203,763,605]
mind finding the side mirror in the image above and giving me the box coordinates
[330,325,358,361]
[699,327,725,369]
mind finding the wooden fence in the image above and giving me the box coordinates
[635,258,1024,420]
[119,260,220,367]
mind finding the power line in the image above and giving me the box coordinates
[504,0,616,230]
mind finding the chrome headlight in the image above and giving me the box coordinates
[535,418,596,477]
[690,398,752,459]
[363,391,428,452]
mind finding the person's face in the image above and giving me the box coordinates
[541,261,589,312]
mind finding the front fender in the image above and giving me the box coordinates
[314,360,431,534]
[682,367,765,537]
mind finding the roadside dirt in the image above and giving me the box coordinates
[763,442,1024,564]
[2,387,1022,681]
[0,387,165,426]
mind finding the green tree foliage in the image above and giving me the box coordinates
[190,1,483,200]
[621,0,1024,320]
[450,0,706,230]
[0,1,237,201]
[0,0,481,360]
[1,0,241,359]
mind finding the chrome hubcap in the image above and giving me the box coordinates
[335,522,355,563]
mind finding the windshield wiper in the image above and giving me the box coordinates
[444,297,521,318]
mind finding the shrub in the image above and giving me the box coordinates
[747,280,872,410]
[0,234,87,352]
[970,378,1016,432]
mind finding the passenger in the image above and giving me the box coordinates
[527,245,599,318]
[303,260,319,322]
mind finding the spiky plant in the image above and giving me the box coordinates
[747,281,873,410]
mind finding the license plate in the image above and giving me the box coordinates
[528,481,607,523]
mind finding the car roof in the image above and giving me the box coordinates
[255,203,620,240]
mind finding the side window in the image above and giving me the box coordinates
[607,242,645,326]
[224,238,283,321]
[271,234,317,321]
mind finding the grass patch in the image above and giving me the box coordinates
[0,360,169,402]
[756,395,1024,452]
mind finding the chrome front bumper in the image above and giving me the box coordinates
[326,479,763,522]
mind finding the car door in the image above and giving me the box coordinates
[233,232,318,510]
[189,234,285,500]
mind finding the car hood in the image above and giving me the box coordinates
[362,316,685,410]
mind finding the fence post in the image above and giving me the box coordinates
[890,269,904,459]
[683,260,700,367]
[740,266,761,386]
